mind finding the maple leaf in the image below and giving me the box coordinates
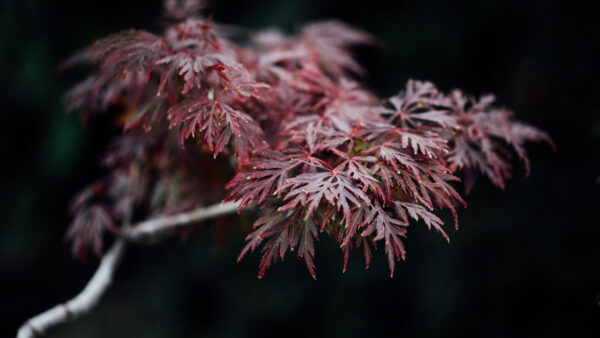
[280,170,371,223]
[225,150,302,209]
[65,71,148,114]
[223,63,271,100]
[445,91,553,190]
[254,44,309,83]
[371,142,433,179]
[238,209,319,278]
[363,123,448,158]
[66,205,118,260]
[392,201,448,242]
[167,98,266,159]
[380,80,456,128]
[71,30,167,79]
[330,149,383,199]
[164,17,221,52]
[447,137,512,189]
[361,201,407,277]
[505,122,553,173]
[156,52,206,94]
[301,20,374,78]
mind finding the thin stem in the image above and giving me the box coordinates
[121,201,240,243]
[16,201,241,338]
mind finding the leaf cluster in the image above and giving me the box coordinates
[65,0,551,277]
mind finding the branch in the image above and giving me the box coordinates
[17,239,126,338]
[17,201,241,338]
[121,201,240,243]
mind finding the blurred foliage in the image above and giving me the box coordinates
[1,0,599,337]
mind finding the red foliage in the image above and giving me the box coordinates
[65,0,551,277]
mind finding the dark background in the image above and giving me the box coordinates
[1,0,599,337]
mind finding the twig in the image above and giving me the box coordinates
[16,201,241,338]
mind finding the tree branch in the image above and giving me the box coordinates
[17,239,126,338]
[17,201,241,338]
[121,201,240,243]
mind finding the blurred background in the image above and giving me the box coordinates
[1,0,599,337]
